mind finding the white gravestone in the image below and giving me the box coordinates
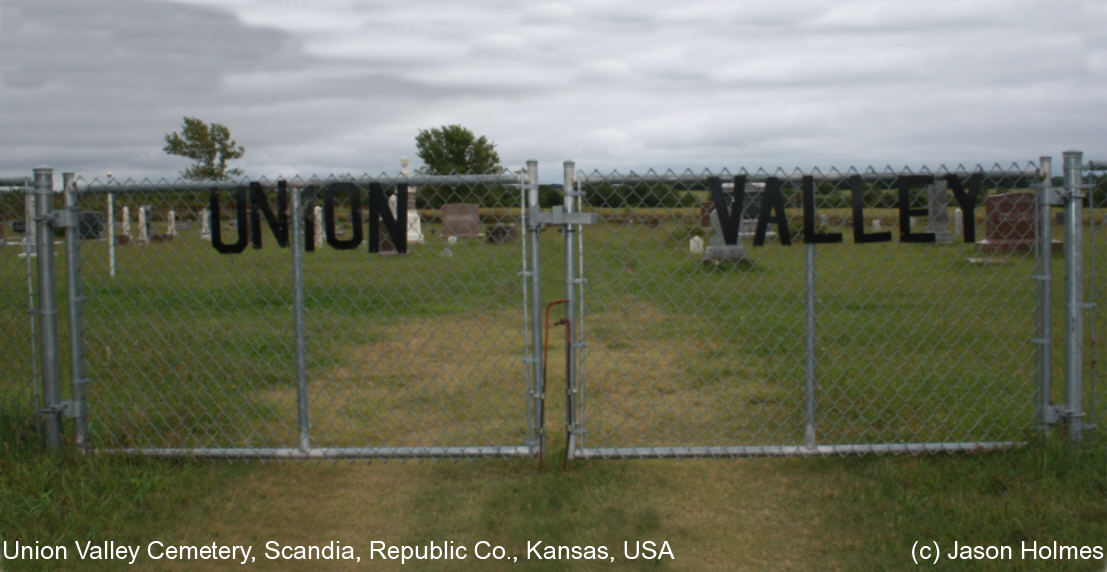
[137,205,151,244]
[313,205,325,248]
[167,210,177,237]
[199,208,211,239]
[954,208,963,241]
[401,157,425,245]
[689,235,704,254]
[121,206,132,239]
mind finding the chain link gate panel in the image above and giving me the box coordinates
[1083,157,1106,440]
[0,179,37,437]
[70,171,537,459]
[567,163,1042,458]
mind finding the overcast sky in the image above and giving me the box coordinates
[2,0,1104,182]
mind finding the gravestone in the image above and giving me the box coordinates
[486,223,517,244]
[954,208,963,239]
[406,188,425,244]
[313,205,325,248]
[199,207,211,239]
[704,210,748,264]
[440,203,481,238]
[121,206,132,239]
[377,193,399,255]
[78,212,104,239]
[137,205,151,244]
[927,180,952,244]
[167,210,177,237]
[700,181,765,237]
[976,192,1060,254]
[689,235,704,254]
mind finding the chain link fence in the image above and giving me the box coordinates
[0,178,38,439]
[2,155,1100,460]
[1084,159,1107,440]
[67,172,534,457]
[568,163,1046,457]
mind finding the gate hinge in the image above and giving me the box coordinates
[41,400,82,419]
[1041,404,1067,425]
[1041,188,1066,206]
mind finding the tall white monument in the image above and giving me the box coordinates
[401,157,425,244]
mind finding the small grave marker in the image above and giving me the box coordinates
[440,203,481,238]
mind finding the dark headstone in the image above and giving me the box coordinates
[976,193,1060,254]
[78,211,104,239]
[440,203,481,238]
[486,223,517,244]
[12,220,26,234]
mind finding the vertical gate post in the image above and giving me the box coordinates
[804,242,817,449]
[290,182,311,452]
[1031,153,1058,431]
[63,172,90,450]
[562,161,580,457]
[1035,155,1058,431]
[32,167,63,452]
[1062,150,1086,441]
[524,160,545,455]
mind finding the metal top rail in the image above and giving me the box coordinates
[0,176,31,188]
[1089,160,1107,171]
[577,163,1041,185]
[75,172,524,194]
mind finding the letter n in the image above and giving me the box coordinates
[368,183,407,254]
[249,180,289,249]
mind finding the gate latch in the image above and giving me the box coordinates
[533,206,598,227]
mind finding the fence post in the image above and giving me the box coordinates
[1035,155,1055,431]
[524,160,545,456]
[562,161,579,457]
[32,167,63,452]
[63,172,90,450]
[290,182,311,452]
[804,242,817,449]
[1062,150,1085,441]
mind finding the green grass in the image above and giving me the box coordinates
[1,196,1105,570]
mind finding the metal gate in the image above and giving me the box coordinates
[13,168,546,458]
[4,153,1101,459]
[554,154,1101,459]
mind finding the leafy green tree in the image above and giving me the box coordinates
[415,124,503,175]
[163,117,245,180]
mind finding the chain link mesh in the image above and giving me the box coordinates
[70,173,531,457]
[1086,163,1106,439]
[572,164,1041,456]
[0,181,37,431]
[4,158,1098,459]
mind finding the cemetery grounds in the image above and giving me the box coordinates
[1,199,1105,571]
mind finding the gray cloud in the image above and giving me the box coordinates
[0,0,1104,181]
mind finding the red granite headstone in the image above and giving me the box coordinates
[976,192,1059,254]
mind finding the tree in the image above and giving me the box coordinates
[163,116,245,180]
[414,124,503,175]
